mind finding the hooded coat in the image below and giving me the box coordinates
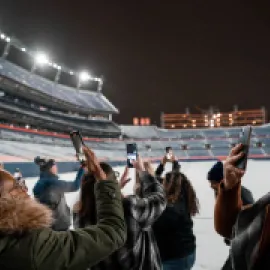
[0,179,126,270]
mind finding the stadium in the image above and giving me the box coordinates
[0,26,270,270]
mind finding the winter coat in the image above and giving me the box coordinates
[33,168,84,231]
[74,172,166,270]
[215,181,270,270]
[153,185,196,262]
[0,179,126,270]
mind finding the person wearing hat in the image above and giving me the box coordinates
[0,147,126,270]
[33,156,85,231]
[207,160,254,205]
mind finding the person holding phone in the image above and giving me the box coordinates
[74,156,166,270]
[207,160,254,206]
[214,144,270,269]
[0,147,126,270]
[156,152,181,179]
[33,156,85,231]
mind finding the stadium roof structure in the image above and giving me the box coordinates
[0,29,119,114]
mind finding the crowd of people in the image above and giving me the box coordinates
[0,143,269,270]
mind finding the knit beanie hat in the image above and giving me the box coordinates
[34,156,56,172]
[207,161,224,183]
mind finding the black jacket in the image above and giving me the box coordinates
[153,186,195,261]
[153,160,195,262]
[240,186,254,205]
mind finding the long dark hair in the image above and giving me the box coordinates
[78,162,116,227]
[164,172,200,216]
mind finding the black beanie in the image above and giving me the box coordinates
[34,156,56,172]
[207,161,224,183]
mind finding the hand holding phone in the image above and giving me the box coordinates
[224,144,245,190]
[126,143,138,168]
[165,146,173,161]
[70,131,86,163]
[234,126,252,170]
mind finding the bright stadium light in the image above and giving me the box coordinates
[70,71,74,75]
[6,36,10,42]
[34,52,49,66]
[21,47,26,52]
[0,33,6,40]
[79,71,92,82]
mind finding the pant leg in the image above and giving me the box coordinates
[162,252,196,270]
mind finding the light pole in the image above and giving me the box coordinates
[1,34,11,58]
[54,65,62,82]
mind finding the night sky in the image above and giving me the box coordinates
[0,1,270,125]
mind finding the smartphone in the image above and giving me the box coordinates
[166,146,172,160]
[70,131,86,163]
[126,143,138,168]
[234,126,252,170]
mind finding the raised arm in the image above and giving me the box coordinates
[49,167,85,192]
[214,144,245,239]
[155,156,167,177]
[130,158,166,228]
[214,181,242,238]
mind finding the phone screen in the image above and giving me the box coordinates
[126,143,138,168]
[235,126,252,170]
[166,147,173,160]
[70,131,86,162]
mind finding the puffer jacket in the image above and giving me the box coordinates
[0,179,126,270]
[33,167,84,231]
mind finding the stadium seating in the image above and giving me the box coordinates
[0,58,118,113]
[0,95,121,137]
[1,122,269,163]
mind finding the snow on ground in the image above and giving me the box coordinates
[26,160,270,270]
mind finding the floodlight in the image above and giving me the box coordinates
[35,52,49,65]
[21,47,26,52]
[79,71,92,82]
[52,63,58,69]
[57,65,61,70]
[6,37,10,42]
[0,33,5,40]
[70,71,74,75]
[79,71,91,82]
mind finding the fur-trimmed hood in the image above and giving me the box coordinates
[0,195,53,234]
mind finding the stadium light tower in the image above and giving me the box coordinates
[31,52,49,73]
[97,77,104,93]
[1,33,12,59]
[54,65,62,83]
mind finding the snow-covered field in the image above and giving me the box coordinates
[25,160,270,270]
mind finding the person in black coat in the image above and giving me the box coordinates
[154,155,199,270]
[33,156,85,231]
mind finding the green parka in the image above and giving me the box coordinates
[0,180,126,270]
